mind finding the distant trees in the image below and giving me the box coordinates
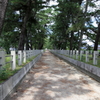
[50,0,100,51]
[0,0,51,52]
[0,0,100,52]
[50,0,84,50]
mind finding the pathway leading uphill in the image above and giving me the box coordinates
[8,51,100,100]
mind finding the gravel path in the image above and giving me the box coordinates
[8,51,100,100]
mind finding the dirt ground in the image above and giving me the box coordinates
[8,51,100,100]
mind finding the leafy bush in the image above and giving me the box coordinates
[0,67,9,80]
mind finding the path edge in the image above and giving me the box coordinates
[51,52,100,83]
[0,53,42,100]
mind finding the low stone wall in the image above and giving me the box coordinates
[52,52,100,82]
[0,53,42,100]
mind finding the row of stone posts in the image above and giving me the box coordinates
[0,50,41,70]
[52,50,99,65]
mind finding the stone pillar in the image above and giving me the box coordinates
[86,51,89,62]
[11,51,16,70]
[70,50,72,57]
[76,50,78,59]
[0,51,5,68]
[73,50,75,58]
[18,51,22,65]
[23,50,26,63]
[80,51,83,60]
[68,50,70,56]
[93,51,99,65]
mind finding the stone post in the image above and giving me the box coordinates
[86,51,89,62]
[76,50,78,59]
[18,51,22,65]
[80,51,83,61]
[93,51,99,65]
[11,51,16,70]
[70,50,72,58]
[73,50,75,58]
[23,50,26,63]
[0,51,5,68]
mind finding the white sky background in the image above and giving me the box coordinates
[48,0,58,6]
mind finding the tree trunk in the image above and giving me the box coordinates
[25,29,29,50]
[38,43,43,49]
[94,23,100,51]
[0,0,9,35]
[78,0,90,52]
[70,31,74,50]
[78,30,83,53]
[26,36,30,50]
[18,0,32,50]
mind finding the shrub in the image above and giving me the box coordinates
[0,67,9,80]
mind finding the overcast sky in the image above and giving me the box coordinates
[48,0,58,6]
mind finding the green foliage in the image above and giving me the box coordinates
[0,67,10,80]
[0,0,53,51]
[0,0,100,51]
[0,55,37,83]
[43,37,53,49]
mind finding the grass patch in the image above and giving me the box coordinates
[58,53,100,68]
[0,55,38,84]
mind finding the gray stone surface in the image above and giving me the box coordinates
[25,64,29,73]
[69,58,72,62]
[66,57,69,61]
[33,59,35,65]
[90,65,98,76]
[73,60,77,66]
[26,64,30,73]
[65,56,68,60]
[58,54,60,57]
[12,72,19,88]
[2,77,13,99]
[18,68,26,80]
[18,70,23,81]
[80,62,85,69]
[28,63,32,70]
[52,52,100,83]
[35,57,38,63]
[88,65,95,73]
[34,58,37,63]
[70,59,74,64]
[0,85,2,100]
[96,67,100,77]
[0,53,42,100]
[68,58,71,62]
[85,63,90,71]
[77,61,81,67]
[63,55,65,59]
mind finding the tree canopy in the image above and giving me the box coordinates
[0,0,100,52]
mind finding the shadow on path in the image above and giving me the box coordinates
[8,51,100,100]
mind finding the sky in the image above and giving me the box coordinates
[48,0,58,6]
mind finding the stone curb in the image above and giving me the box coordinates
[0,54,42,100]
[51,52,100,83]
